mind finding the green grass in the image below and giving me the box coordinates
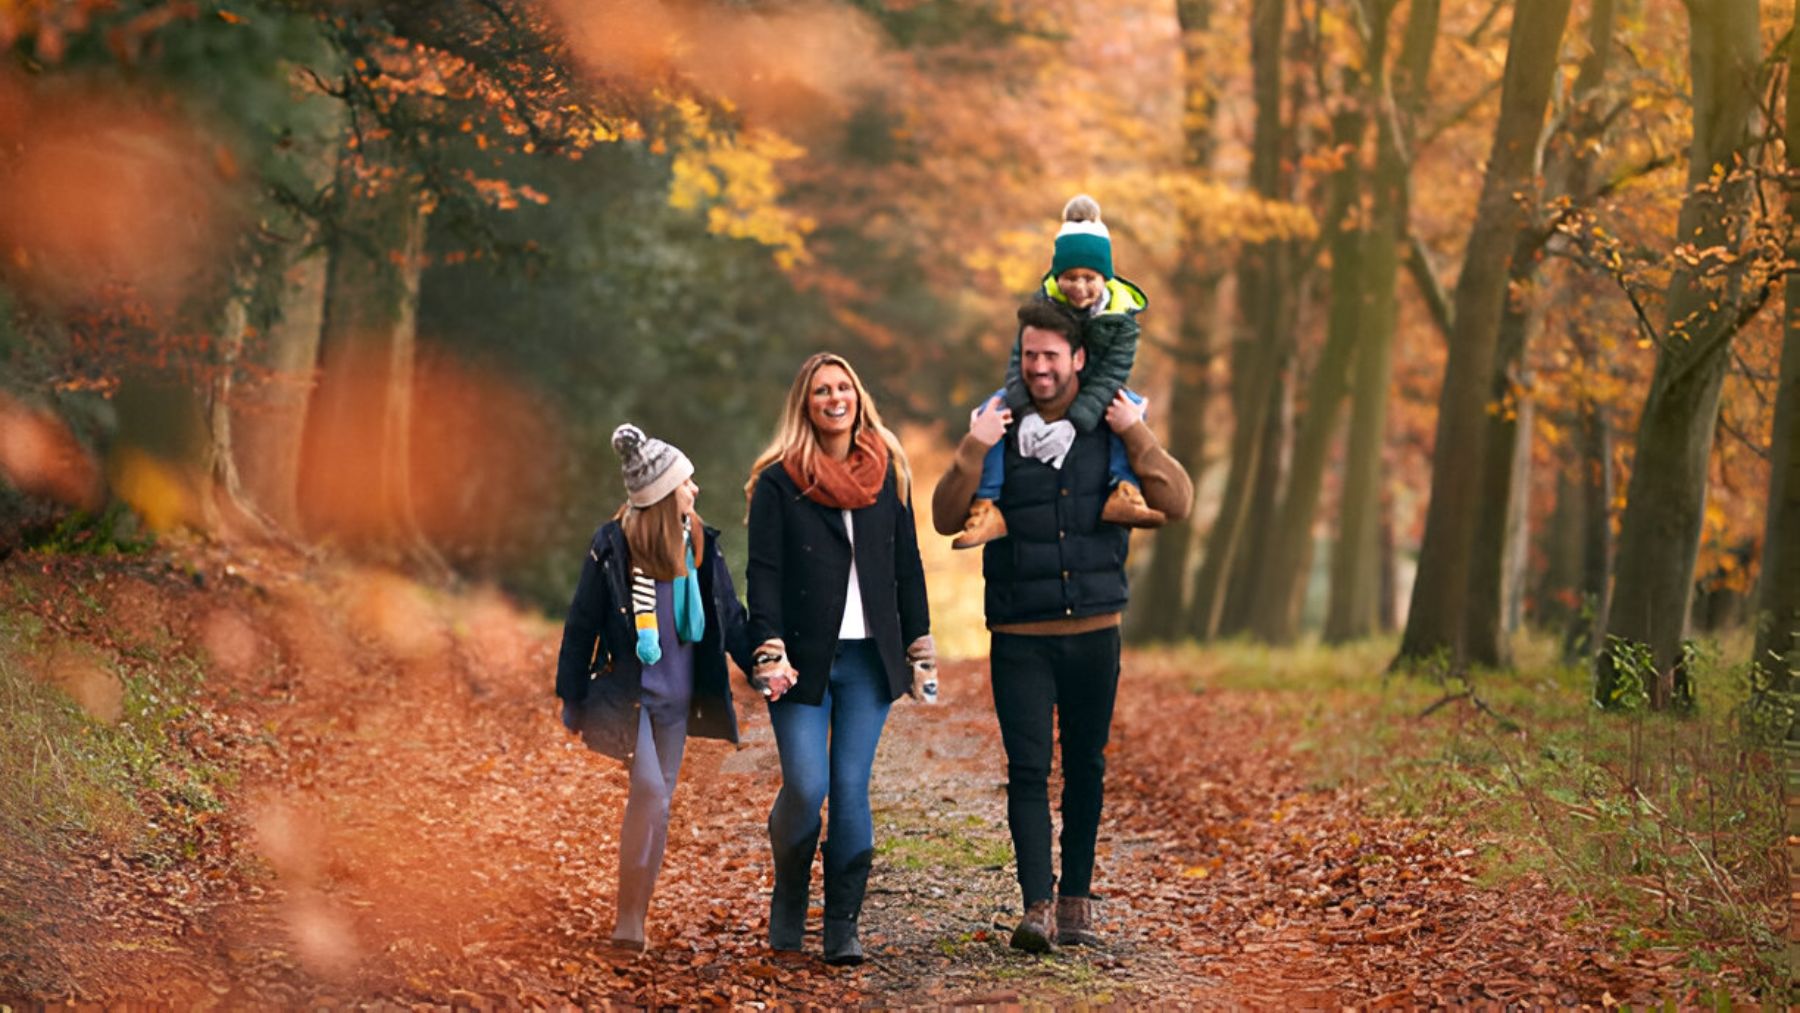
[0,611,227,858]
[1167,631,1789,999]
[876,809,1014,872]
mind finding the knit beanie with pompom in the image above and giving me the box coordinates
[612,423,694,508]
[1049,194,1113,280]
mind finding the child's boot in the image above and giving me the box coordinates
[952,498,1008,549]
[1101,483,1165,528]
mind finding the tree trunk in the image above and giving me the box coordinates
[1464,0,1616,668]
[234,252,331,533]
[1597,0,1761,709]
[1221,362,1292,637]
[1252,90,1371,644]
[298,139,446,576]
[199,288,272,539]
[1127,0,1223,645]
[1326,0,1437,644]
[1395,0,1573,669]
[1188,0,1289,640]
[1751,11,1799,695]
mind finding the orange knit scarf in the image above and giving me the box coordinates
[783,430,889,510]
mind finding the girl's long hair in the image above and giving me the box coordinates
[743,352,912,512]
[615,495,703,581]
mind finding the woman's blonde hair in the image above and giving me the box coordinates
[615,495,703,581]
[744,352,912,511]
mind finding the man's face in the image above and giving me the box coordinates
[1019,325,1085,406]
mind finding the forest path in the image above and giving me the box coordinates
[1,549,1674,1006]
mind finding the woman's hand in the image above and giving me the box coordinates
[754,639,798,701]
[906,634,938,702]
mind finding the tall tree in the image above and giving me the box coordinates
[1188,0,1292,639]
[1250,54,1379,643]
[1463,0,1619,668]
[1130,0,1225,643]
[297,141,442,569]
[1395,0,1574,668]
[1326,0,1437,643]
[1596,0,1763,708]
[1751,11,1799,696]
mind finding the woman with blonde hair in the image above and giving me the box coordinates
[744,352,934,964]
[555,424,753,951]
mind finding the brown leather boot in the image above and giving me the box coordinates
[951,498,1008,550]
[1100,482,1165,528]
[1009,900,1057,953]
[1056,895,1100,946]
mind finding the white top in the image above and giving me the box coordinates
[838,508,868,639]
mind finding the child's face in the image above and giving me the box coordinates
[1057,267,1106,310]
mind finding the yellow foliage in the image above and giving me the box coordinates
[109,448,195,534]
[664,96,811,269]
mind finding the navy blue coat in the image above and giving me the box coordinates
[983,423,1130,625]
[555,522,754,763]
[746,465,930,706]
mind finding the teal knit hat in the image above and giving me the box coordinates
[1049,194,1113,280]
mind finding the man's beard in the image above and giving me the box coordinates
[1029,373,1072,407]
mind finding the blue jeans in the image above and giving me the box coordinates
[974,388,1144,500]
[616,705,688,937]
[767,639,892,879]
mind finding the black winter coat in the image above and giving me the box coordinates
[554,522,754,763]
[745,464,930,706]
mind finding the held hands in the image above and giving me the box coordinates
[753,638,798,701]
[1105,391,1148,434]
[969,394,1013,447]
[906,634,939,704]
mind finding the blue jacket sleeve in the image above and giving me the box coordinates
[554,535,611,704]
[745,470,785,649]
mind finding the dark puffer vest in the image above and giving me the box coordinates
[982,422,1129,625]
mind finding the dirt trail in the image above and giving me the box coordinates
[2,549,1677,1006]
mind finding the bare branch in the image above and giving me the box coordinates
[1405,230,1454,341]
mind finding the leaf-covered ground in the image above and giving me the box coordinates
[1,546,1700,1006]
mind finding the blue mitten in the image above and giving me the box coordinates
[636,626,662,666]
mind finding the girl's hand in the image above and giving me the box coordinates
[763,668,798,702]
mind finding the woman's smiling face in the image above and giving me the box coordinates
[807,363,858,438]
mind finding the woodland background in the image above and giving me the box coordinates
[0,0,1795,1002]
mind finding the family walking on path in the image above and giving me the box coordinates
[552,195,1193,961]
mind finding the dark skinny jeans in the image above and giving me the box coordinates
[988,626,1122,906]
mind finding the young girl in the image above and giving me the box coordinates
[744,352,934,964]
[951,195,1164,549]
[555,423,754,951]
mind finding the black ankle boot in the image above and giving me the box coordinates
[768,816,820,952]
[822,844,873,966]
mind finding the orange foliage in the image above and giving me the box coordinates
[0,392,105,511]
[549,0,887,134]
[294,347,561,561]
[0,78,241,315]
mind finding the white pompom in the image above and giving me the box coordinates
[1063,194,1102,223]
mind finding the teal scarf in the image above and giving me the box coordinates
[673,532,705,644]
